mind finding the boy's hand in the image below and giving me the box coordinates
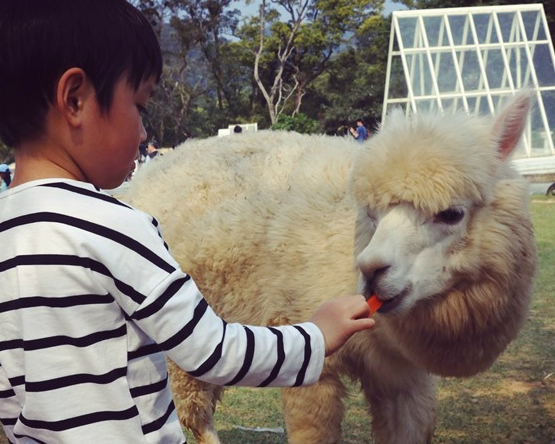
[309,295,375,357]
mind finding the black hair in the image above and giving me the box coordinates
[357,118,364,124]
[0,0,163,147]
[233,125,243,133]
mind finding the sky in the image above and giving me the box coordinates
[235,0,407,18]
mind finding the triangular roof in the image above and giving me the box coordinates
[383,3,555,171]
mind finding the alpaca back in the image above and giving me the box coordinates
[126,131,365,325]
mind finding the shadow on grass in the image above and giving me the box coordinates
[218,429,287,444]
[436,370,555,443]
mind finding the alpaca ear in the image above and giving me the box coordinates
[492,90,533,160]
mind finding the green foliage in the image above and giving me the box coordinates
[233,0,384,124]
[270,112,322,133]
[0,140,13,164]
[129,0,391,141]
[303,10,390,135]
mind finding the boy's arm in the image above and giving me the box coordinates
[131,273,328,387]
[131,274,372,387]
[105,206,373,387]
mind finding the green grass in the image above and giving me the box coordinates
[1,198,554,444]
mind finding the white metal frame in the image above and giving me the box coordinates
[382,4,555,163]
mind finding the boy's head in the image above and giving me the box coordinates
[0,0,163,148]
[356,119,364,126]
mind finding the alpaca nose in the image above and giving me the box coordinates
[358,263,391,298]
[373,265,390,281]
[368,265,390,290]
[357,254,390,280]
[358,255,391,288]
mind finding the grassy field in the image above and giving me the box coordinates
[1,197,554,443]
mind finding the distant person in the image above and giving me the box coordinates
[131,142,150,177]
[147,139,160,158]
[0,163,11,191]
[350,118,368,143]
[138,142,149,163]
[233,125,243,134]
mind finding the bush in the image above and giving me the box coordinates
[271,113,322,134]
[0,140,13,164]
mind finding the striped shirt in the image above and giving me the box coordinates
[0,179,325,443]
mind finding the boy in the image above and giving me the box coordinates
[0,1,375,443]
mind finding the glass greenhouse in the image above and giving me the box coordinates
[383,3,555,177]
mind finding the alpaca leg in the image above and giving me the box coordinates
[281,370,346,444]
[168,359,224,444]
[362,366,438,444]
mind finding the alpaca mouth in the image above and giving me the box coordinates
[375,286,411,314]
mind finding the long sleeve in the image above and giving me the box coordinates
[130,271,325,387]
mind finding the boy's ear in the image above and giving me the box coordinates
[55,68,93,127]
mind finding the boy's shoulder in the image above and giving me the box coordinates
[3,179,157,234]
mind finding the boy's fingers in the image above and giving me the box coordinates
[349,317,375,334]
[358,302,371,318]
[347,295,371,319]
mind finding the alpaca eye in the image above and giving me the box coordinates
[434,207,465,225]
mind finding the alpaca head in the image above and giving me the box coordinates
[351,92,536,376]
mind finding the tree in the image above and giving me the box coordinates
[0,140,13,164]
[236,0,381,124]
[130,0,203,144]
[290,0,385,114]
[127,0,391,139]
[248,0,309,124]
[144,65,204,146]
[129,0,173,36]
[169,0,247,118]
[303,8,390,135]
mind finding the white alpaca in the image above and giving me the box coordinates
[125,92,536,444]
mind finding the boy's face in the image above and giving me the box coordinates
[79,75,155,189]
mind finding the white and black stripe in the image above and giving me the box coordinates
[0,179,325,443]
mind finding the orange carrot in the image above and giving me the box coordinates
[367,295,382,316]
